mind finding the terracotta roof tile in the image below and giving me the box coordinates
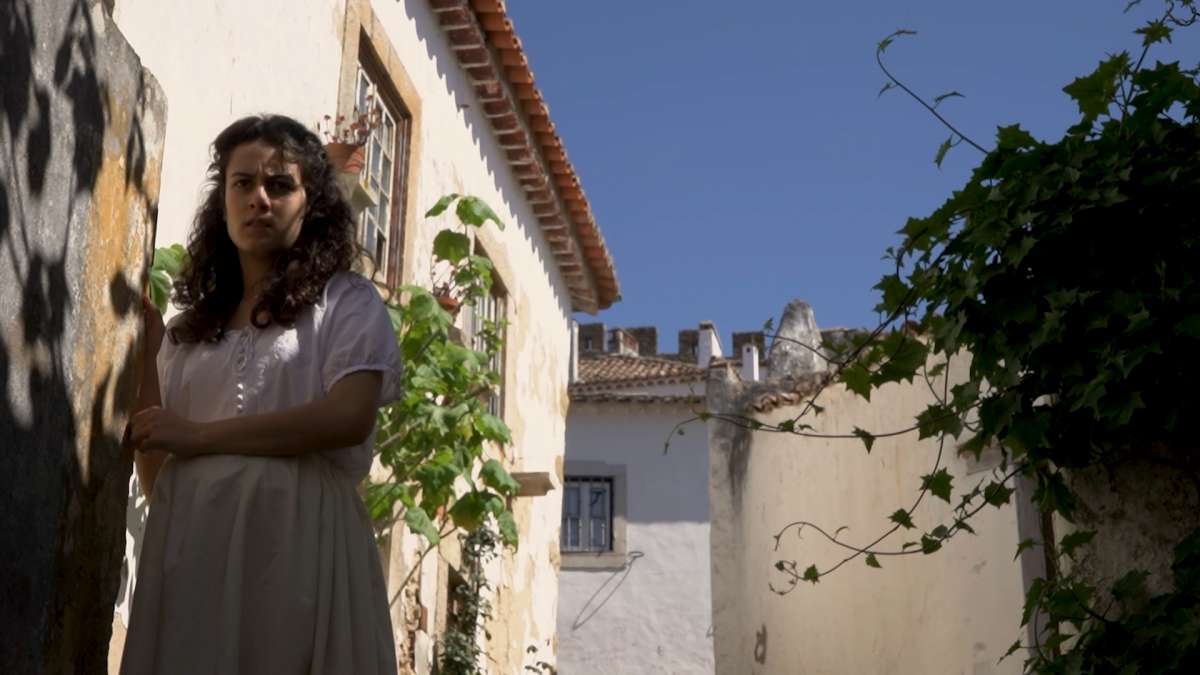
[571,354,705,392]
[570,392,704,406]
[427,0,620,313]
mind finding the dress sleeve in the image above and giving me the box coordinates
[321,275,404,404]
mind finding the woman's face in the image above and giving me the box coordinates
[223,139,308,261]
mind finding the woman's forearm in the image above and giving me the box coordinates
[194,371,382,457]
[133,351,165,497]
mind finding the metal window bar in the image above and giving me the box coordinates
[561,477,613,553]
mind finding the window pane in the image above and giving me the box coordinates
[383,115,395,149]
[589,486,608,519]
[377,193,389,230]
[567,518,580,548]
[590,517,607,551]
[564,485,579,517]
[381,155,393,194]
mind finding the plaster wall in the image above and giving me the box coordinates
[559,402,714,674]
[708,360,1027,675]
[110,1,580,672]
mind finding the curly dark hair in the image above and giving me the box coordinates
[169,114,359,343]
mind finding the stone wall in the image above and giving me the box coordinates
[0,1,165,671]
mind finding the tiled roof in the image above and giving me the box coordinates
[570,392,705,406]
[571,354,706,392]
[428,0,620,313]
[749,373,829,413]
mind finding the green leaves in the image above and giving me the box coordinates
[876,28,916,55]
[424,193,460,217]
[149,244,187,313]
[479,459,520,495]
[456,195,504,229]
[852,427,876,453]
[921,468,954,503]
[1059,530,1096,560]
[405,507,441,545]
[934,136,955,168]
[889,509,915,529]
[802,564,821,584]
[1063,53,1131,123]
[375,194,518,549]
[865,553,881,568]
[433,230,471,265]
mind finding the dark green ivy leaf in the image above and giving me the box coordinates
[934,135,956,168]
[1059,530,1096,559]
[852,427,876,453]
[841,363,873,400]
[866,553,881,568]
[1063,53,1131,123]
[920,535,943,554]
[802,564,821,583]
[890,509,915,529]
[984,481,1014,507]
[921,468,954,503]
[1014,538,1038,561]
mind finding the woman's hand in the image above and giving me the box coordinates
[131,406,207,457]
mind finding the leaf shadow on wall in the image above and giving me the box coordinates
[0,1,153,671]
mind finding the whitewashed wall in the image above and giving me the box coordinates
[560,401,714,674]
[109,1,580,672]
[707,359,1029,675]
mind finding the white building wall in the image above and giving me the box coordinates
[110,1,579,672]
[708,363,1027,675]
[560,402,714,674]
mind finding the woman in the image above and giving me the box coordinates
[122,115,400,675]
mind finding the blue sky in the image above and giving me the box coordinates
[506,1,1199,353]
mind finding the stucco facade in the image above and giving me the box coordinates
[706,302,1034,675]
[558,326,716,673]
[106,1,618,672]
[559,401,714,674]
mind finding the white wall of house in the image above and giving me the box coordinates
[707,358,1028,675]
[110,1,580,672]
[559,401,714,674]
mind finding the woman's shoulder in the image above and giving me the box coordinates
[321,271,388,313]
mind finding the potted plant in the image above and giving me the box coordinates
[319,97,381,167]
[424,195,502,321]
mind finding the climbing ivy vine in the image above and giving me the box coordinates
[682,1,1200,671]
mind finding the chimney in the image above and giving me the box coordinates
[677,329,698,363]
[626,326,658,356]
[569,321,580,383]
[768,300,823,378]
[697,321,723,367]
[741,343,760,382]
[732,331,766,356]
[578,323,606,353]
[609,328,639,356]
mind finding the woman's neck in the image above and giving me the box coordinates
[238,254,272,297]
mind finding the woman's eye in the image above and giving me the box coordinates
[232,179,250,189]
[267,179,296,195]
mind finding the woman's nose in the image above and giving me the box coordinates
[249,184,270,210]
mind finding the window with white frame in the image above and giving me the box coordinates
[468,248,506,418]
[354,64,408,285]
[561,477,613,552]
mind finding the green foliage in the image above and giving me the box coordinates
[860,5,1200,671]
[769,6,1200,671]
[439,526,501,675]
[149,244,186,313]
[370,194,520,549]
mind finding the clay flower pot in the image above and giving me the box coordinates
[435,293,461,317]
[324,142,366,174]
